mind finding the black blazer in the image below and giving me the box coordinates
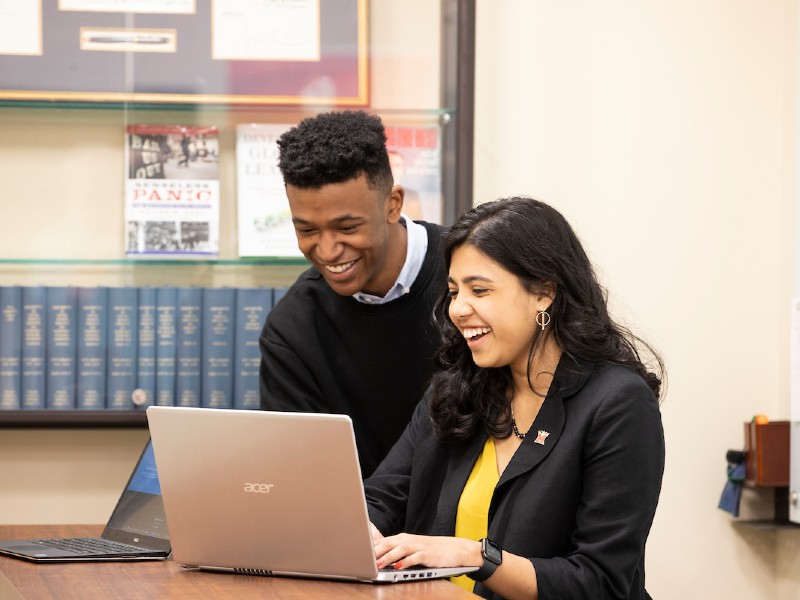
[364,356,665,600]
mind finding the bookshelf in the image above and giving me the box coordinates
[0,0,475,427]
[0,410,146,428]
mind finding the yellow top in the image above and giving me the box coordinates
[451,437,500,592]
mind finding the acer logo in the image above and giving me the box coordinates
[244,483,274,494]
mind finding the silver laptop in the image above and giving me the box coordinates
[0,439,170,562]
[146,406,477,583]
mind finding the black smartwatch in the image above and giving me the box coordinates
[469,537,503,582]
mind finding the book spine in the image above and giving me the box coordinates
[0,286,22,410]
[233,287,272,410]
[155,286,177,406]
[76,287,108,410]
[46,286,78,409]
[21,286,46,410]
[135,287,157,408]
[175,287,202,407]
[107,287,139,410]
[201,287,235,409]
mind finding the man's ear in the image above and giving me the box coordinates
[386,185,404,224]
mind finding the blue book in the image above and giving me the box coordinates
[201,287,235,409]
[175,287,202,407]
[107,287,139,410]
[135,287,157,408]
[21,286,46,410]
[0,286,22,410]
[155,286,177,406]
[76,287,108,410]
[46,286,78,410]
[233,288,272,410]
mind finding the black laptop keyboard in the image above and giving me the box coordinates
[36,537,141,555]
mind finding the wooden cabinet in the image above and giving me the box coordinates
[744,420,790,487]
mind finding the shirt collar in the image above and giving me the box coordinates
[353,216,428,305]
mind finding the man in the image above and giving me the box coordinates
[259,111,446,477]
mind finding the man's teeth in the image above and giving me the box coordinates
[325,261,355,274]
[463,327,491,339]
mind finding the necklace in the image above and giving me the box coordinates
[510,404,527,440]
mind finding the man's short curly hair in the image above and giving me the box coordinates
[277,110,393,195]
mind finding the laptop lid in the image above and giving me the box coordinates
[100,438,171,551]
[0,439,170,561]
[145,406,476,582]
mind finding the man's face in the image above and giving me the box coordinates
[287,174,403,297]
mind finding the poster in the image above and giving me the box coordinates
[125,125,220,258]
[385,125,443,224]
[235,123,299,258]
[236,121,445,257]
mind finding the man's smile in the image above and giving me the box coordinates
[322,260,357,274]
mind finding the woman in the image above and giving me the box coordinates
[365,197,665,600]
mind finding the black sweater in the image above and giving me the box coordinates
[259,222,446,477]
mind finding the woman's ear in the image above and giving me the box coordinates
[537,281,557,311]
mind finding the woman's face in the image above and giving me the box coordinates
[447,244,546,374]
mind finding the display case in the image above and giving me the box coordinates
[0,0,475,426]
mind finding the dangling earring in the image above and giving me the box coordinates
[536,308,551,331]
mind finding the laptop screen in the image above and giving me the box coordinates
[104,439,170,545]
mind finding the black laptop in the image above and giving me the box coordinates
[0,439,171,562]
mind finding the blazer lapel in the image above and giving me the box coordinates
[430,356,595,533]
[431,432,486,535]
[497,355,594,489]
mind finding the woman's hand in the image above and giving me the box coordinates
[374,533,481,570]
[370,522,384,543]
[376,533,540,600]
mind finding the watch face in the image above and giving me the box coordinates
[483,538,503,564]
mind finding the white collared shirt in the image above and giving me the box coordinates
[353,216,428,305]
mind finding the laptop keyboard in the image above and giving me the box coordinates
[36,537,142,555]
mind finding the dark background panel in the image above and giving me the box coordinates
[0,0,365,104]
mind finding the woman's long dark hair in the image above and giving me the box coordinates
[429,197,665,442]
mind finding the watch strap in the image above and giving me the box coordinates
[468,538,502,582]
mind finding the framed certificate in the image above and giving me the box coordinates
[0,0,367,106]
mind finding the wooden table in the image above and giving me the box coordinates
[0,525,477,599]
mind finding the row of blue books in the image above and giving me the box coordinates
[0,285,287,411]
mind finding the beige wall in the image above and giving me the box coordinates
[0,430,150,525]
[475,0,799,598]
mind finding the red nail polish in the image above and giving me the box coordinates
[395,562,403,569]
